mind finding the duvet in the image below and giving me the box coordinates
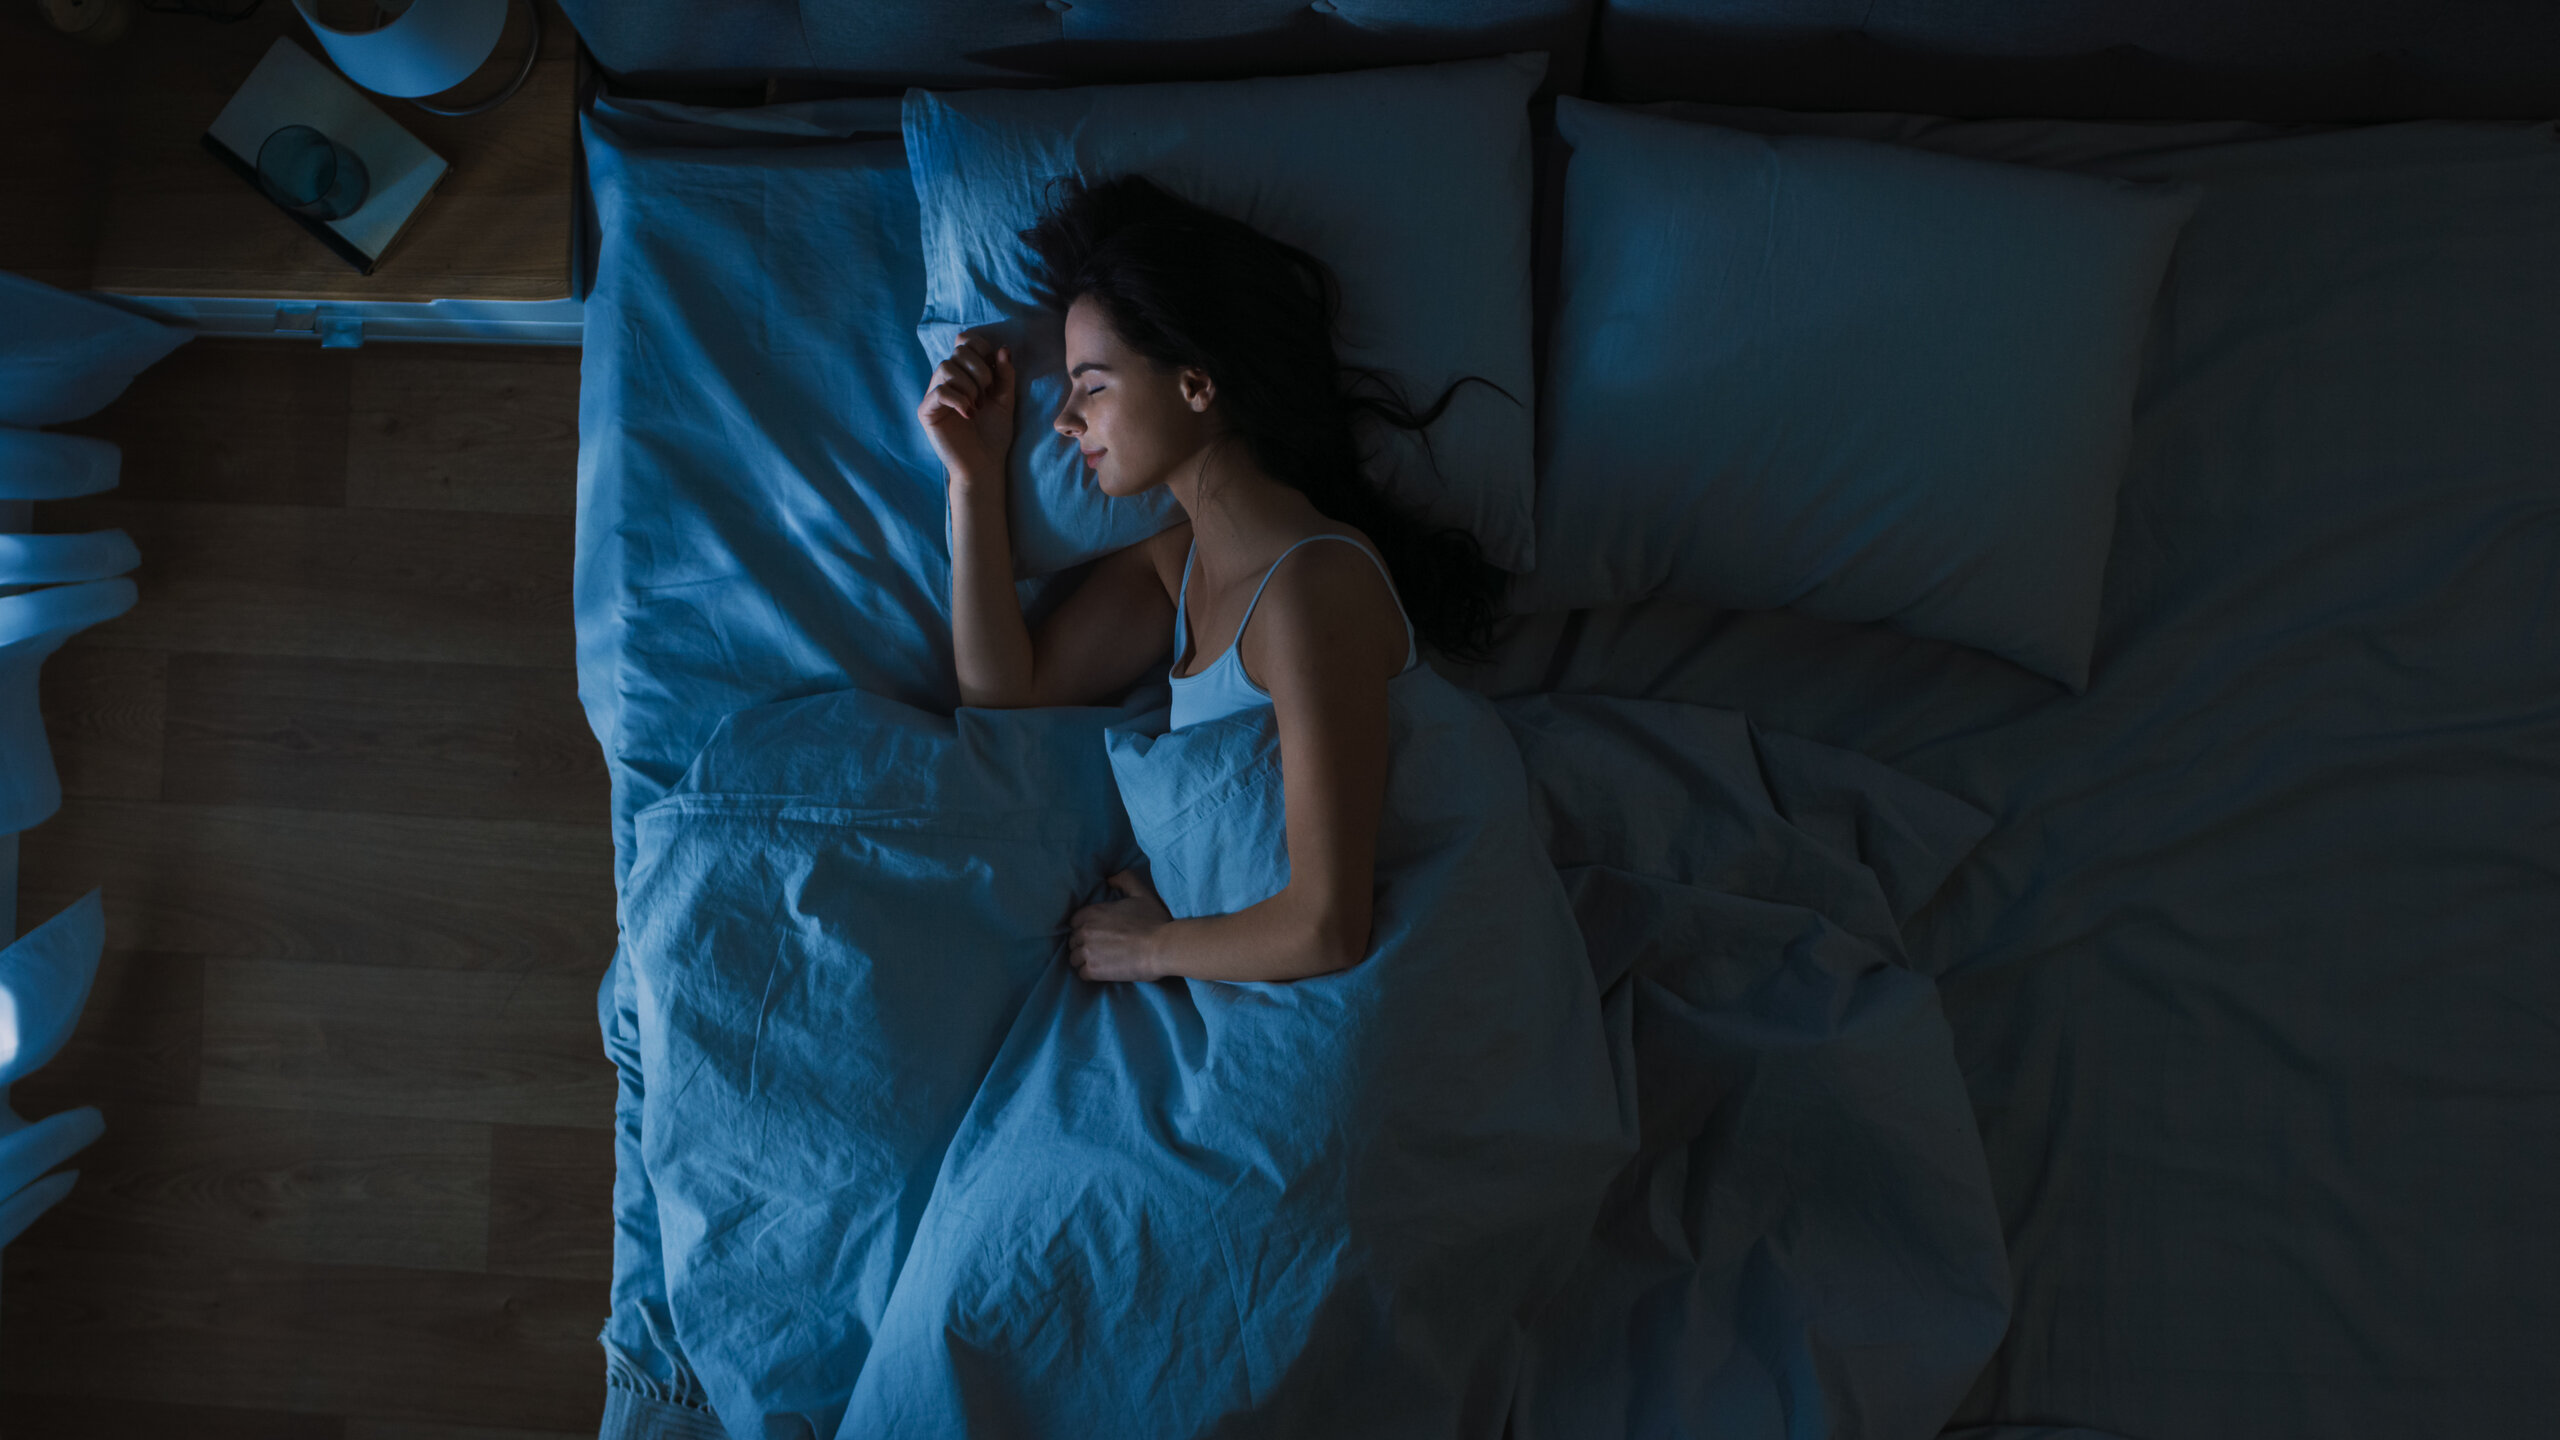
[615,665,2006,1439]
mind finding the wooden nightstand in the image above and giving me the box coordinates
[65,0,578,309]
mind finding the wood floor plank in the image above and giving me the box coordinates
[22,1101,490,1274]
[36,646,166,802]
[347,348,581,516]
[9,308,614,1424]
[488,1124,615,1282]
[0,1392,344,1440]
[161,654,606,824]
[346,1421,587,1440]
[57,339,352,507]
[34,499,574,668]
[201,960,614,1131]
[14,800,615,971]
[7,951,202,1112]
[0,1245,607,1432]
[0,6,112,289]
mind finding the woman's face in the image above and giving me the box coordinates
[1053,295,1217,499]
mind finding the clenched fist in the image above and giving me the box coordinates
[915,328,1018,484]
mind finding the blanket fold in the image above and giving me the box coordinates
[616,677,2006,1439]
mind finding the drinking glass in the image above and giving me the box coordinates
[255,124,370,220]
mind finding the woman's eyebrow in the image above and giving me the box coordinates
[1069,362,1113,377]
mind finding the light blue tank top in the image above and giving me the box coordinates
[1168,533,1420,731]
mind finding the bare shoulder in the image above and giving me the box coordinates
[1250,533,1408,678]
[1137,520,1196,600]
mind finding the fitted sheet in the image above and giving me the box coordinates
[577,94,2560,1438]
[1471,112,2560,1437]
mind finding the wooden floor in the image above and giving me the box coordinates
[1,338,615,1439]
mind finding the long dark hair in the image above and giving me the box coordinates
[1023,175,1509,662]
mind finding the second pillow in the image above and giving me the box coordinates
[1522,98,2197,690]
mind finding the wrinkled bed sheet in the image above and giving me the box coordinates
[618,668,1998,1439]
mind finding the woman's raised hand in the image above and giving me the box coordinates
[916,329,1018,484]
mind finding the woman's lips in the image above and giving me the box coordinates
[1082,448,1105,466]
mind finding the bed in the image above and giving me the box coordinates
[564,4,2560,1437]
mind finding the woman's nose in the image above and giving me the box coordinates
[1052,398,1081,438]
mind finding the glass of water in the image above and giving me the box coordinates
[255,124,371,220]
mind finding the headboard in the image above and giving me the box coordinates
[1593,0,2560,121]
[561,0,2560,121]
[561,0,1595,95]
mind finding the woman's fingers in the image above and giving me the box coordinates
[929,361,981,405]
[948,334,1015,408]
[928,348,1016,422]
[1067,907,1127,982]
[946,346,993,390]
[922,332,1012,438]
[952,336,997,390]
[922,381,976,424]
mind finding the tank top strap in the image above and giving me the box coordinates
[1232,533,1419,671]
[1172,541,1196,661]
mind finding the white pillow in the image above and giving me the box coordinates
[1521,100,2196,688]
[903,54,1545,575]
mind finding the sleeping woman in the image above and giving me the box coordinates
[912,175,1505,987]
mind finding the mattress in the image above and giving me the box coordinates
[574,93,2560,1437]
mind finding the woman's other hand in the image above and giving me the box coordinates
[916,329,1017,482]
[1067,868,1172,982]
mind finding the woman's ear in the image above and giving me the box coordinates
[1180,367,1217,413]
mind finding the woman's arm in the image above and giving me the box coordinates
[922,332,1181,708]
[1070,542,1405,982]
[945,460,1036,708]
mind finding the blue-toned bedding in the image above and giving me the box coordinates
[616,662,1998,1439]
[577,95,2560,1439]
